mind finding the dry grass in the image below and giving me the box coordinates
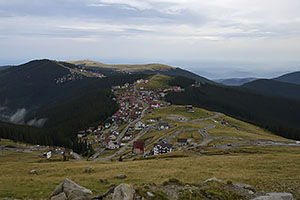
[210,116,292,141]
[145,105,214,121]
[67,60,173,72]
[138,74,174,90]
[1,145,300,199]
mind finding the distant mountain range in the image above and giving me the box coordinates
[214,78,257,86]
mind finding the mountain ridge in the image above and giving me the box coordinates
[274,71,300,85]
[214,77,257,86]
[67,59,214,84]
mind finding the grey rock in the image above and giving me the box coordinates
[85,168,92,174]
[234,183,256,193]
[252,193,294,200]
[248,191,255,195]
[29,169,38,175]
[112,183,135,200]
[204,177,224,184]
[115,174,127,179]
[2,198,11,200]
[146,192,155,198]
[48,178,92,200]
[50,192,67,200]
[100,178,109,184]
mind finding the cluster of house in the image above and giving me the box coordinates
[76,68,106,78]
[55,71,83,84]
[78,78,190,156]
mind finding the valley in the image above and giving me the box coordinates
[1,72,300,199]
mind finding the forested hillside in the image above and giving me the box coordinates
[0,63,147,150]
[242,79,300,99]
[167,78,300,140]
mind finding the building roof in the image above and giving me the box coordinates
[154,143,173,148]
[158,122,169,126]
[177,138,188,143]
[133,141,145,149]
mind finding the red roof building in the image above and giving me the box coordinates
[132,141,145,155]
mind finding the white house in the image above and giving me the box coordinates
[158,122,170,130]
[135,121,145,130]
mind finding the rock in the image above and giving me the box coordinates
[248,191,255,195]
[146,192,155,198]
[252,192,294,200]
[115,174,127,179]
[84,168,92,174]
[2,198,11,200]
[29,169,38,175]
[112,183,135,200]
[100,178,109,184]
[204,177,224,184]
[50,193,67,200]
[234,183,256,193]
[48,178,92,200]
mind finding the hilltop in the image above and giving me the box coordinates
[67,60,214,84]
[274,71,300,85]
[67,59,173,72]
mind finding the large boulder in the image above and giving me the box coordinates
[48,178,92,200]
[252,193,294,200]
[112,183,135,200]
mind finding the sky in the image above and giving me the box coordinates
[0,0,300,79]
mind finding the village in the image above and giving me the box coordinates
[75,76,193,160]
[71,74,300,162]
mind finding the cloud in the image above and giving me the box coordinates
[2,107,47,127]
[0,0,300,77]
[9,108,27,124]
[27,118,47,127]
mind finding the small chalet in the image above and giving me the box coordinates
[87,127,95,133]
[107,141,120,150]
[122,133,132,142]
[135,121,145,130]
[109,134,117,140]
[105,123,111,129]
[132,141,145,155]
[153,140,172,155]
[185,105,194,113]
[177,138,188,146]
[158,122,170,130]
[102,138,111,147]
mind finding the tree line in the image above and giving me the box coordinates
[167,77,300,140]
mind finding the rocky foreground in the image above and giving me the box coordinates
[44,178,294,200]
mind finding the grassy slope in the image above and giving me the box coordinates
[1,146,300,199]
[210,115,292,141]
[0,105,298,199]
[67,60,173,72]
[141,74,174,90]
[145,105,214,121]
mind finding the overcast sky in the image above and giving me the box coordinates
[0,0,300,78]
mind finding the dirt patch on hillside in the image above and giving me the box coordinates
[167,114,187,122]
